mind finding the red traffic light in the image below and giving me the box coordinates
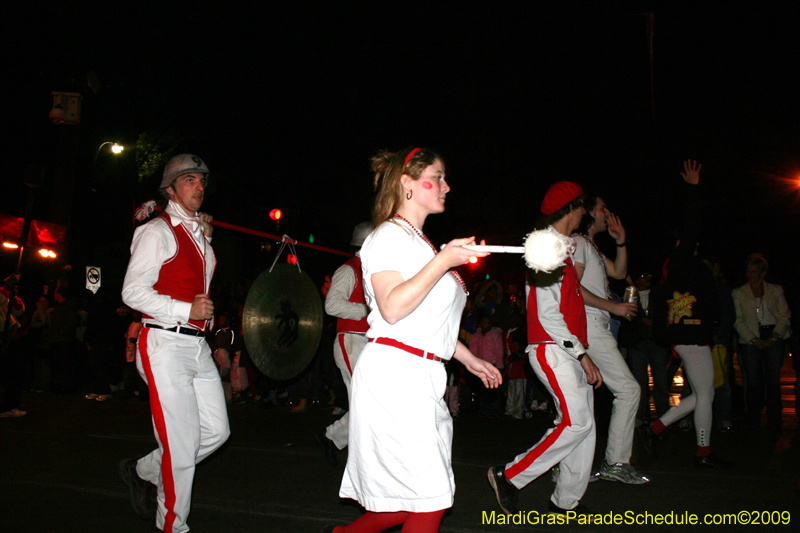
[269,208,282,221]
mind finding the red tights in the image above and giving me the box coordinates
[334,509,446,533]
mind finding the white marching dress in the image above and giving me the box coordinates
[339,219,466,512]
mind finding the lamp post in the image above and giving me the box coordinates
[94,141,124,160]
[92,142,125,188]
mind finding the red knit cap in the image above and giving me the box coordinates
[540,181,584,215]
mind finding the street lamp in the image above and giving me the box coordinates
[93,141,125,190]
[95,141,124,163]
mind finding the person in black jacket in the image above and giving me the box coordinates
[641,160,732,469]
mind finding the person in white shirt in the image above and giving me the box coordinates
[331,147,502,533]
[732,256,791,432]
[315,222,372,465]
[119,154,230,533]
[571,195,649,484]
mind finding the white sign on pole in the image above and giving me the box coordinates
[86,266,101,294]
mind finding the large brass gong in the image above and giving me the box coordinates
[242,263,323,380]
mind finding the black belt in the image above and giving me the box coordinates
[144,324,205,337]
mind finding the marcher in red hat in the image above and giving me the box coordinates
[489,181,603,520]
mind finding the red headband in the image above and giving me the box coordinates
[404,147,422,168]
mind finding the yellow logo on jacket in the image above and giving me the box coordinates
[667,291,697,325]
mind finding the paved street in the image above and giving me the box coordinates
[1,361,798,533]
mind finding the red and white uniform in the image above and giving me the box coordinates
[323,254,369,449]
[122,201,229,533]
[503,236,595,511]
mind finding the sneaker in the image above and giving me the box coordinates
[331,407,346,416]
[637,425,658,460]
[550,464,560,483]
[694,452,734,469]
[547,501,594,522]
[118,458,155,519]
[595,460,650,484]
[487,466,519,515]
[0,408,27,418]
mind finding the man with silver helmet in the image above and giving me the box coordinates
[315,222,373,466]
[119,154,230,533]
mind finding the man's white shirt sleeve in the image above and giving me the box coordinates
[122,219,193,325]
[571,235,587,267]
[325,263,369,320]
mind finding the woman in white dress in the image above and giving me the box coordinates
[332,147,503,533]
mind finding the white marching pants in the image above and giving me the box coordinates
[657,345,714,447]
[135,328,230,533]
[504,344,595,511]
[325,332,367,449]
[585,315,640,464]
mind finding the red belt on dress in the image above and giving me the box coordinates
[368,337,443,363]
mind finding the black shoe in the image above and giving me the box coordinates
[118,458,155,520]
[548,501,593,521]
[315,429,338,466]
[487,465,519,515]
[637,425,658,460]
[694,452,734,469]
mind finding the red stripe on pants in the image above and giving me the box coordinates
[139,329,178,533]
[505,344,573,480]
[338,333,353,375]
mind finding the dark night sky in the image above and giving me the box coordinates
[5,0,800,294]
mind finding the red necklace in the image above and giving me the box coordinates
[393,214,468,294]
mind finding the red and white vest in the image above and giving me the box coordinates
[336,257,369,335]
[528,257,588,347]
[143,213,215,332]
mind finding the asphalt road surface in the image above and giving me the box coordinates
[1,373,797,533]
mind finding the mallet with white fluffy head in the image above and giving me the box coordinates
[524,228,570,273]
